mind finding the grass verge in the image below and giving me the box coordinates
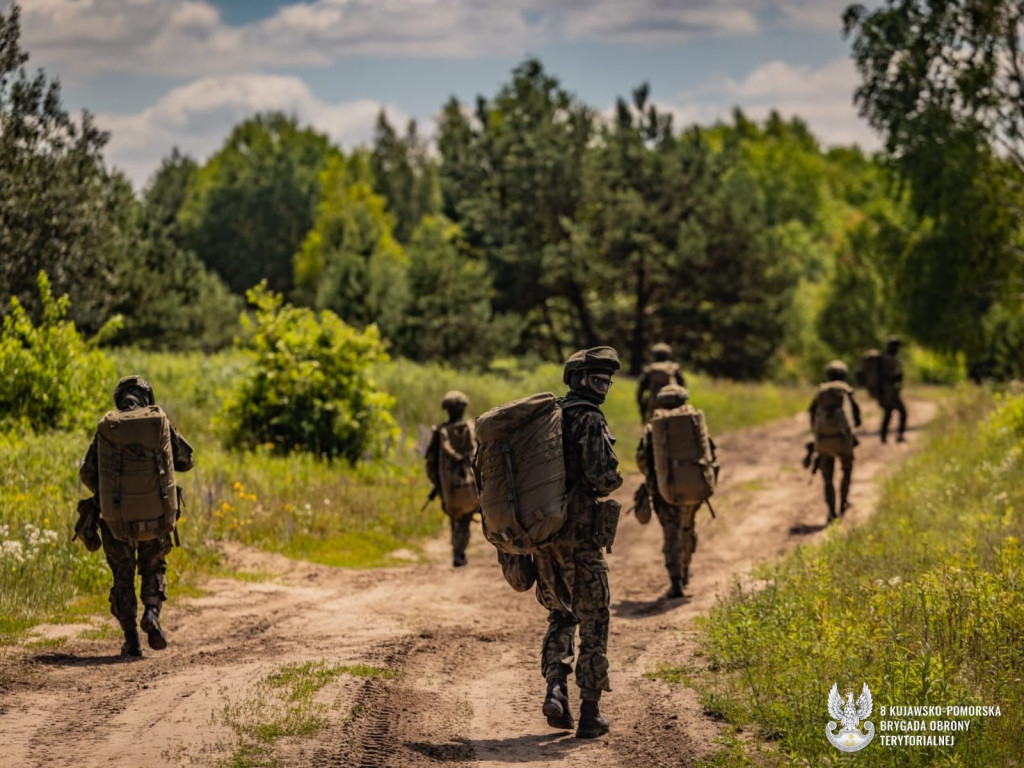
[651,387,1024,766]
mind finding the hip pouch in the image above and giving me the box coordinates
[592,498,622,552]
[497,551,537,592]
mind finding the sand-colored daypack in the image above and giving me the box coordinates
[96,405,178,543]
[437,420,480,517]
[475,393,589,554]
[644,361,681,410]
[650,405,716,506]
[813,381,854,456]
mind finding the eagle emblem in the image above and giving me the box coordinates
[825,682,875,752]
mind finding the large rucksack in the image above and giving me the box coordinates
[650,405,716,506]
[858,350,882,401]
[437,420,480,517]
[813,382,854,456]
[475,392,584,555]
[96,405,178,543]
[645,361,681,410]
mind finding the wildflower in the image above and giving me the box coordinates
[15,493,26,503]
[284,502,293,512]
[304,503,312,512]
[43,518,50,526]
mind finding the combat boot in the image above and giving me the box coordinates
[140,606,167,651]
[576,700,609,739]
[453,551,468,568]
[120,628,142,658]
[542,678,574,730]
[667,577,684,598]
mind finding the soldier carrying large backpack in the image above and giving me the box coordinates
[76,376,194,657]
[808,361,862,524]
[424,390,480,568]
[636,342,686,423]
[635,384,717,598]
[475,346,623,740]
[857,336,908,443]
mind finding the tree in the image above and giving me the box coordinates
[178,113,335,295]
[370,112,440,243]
[293,154,410,347]
[0,3,128,333]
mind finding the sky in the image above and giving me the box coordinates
[10,0,882,188]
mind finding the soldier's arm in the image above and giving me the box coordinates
[675,369,686,387]
[79,435,100,495]
[170,426,196,472]
[424,427,441,489]
[848,392,863,428]
[636,371,649,408]
[708,436,718,463]
[634,436,647,476]
[578,413,623,495]
[808,397,818,432]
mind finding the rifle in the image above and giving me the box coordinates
[803,441,822,483]
[420,487,439,513]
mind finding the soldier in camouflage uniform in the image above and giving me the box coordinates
[808,361,862,523]
[79,376,195,657]
[636,342,686,422]
[424,390,477,567]
[879,336,907,443]
[635,385,715,598]
[537,346,623,740]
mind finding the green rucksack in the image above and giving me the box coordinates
[96,405,178,543]
[813,382,854,456]
[475,393,589,555]
[437,420,480,517]
[858,350,882,401]
[650,405,716,507]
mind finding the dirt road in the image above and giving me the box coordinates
[0,400,935,767]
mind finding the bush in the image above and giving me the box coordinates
[0,272,118,431]
[222,285,398,461]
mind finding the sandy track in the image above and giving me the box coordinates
[0,399,936,767]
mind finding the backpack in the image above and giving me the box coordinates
[96,405,178,543]
[645,361,680,410]
[650,405,716,506]
[475,392,582,555]
[813,382,854,456]
[437,421,480,517]
[858,350,882,401]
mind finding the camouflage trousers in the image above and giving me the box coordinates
[447,511,474,558]
[819,451,854,520]
[99,520,173,630]
[881,392,907,442]
[534,523,610,701]
[653,500,698,582]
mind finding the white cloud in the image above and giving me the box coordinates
[18,0,762,77]
[98,74,409,187]
[658,57,880,149]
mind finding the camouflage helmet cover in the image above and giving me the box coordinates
[651,342,672,359]
[825,359,849,378]
[441,390,470,409]
[655,383,689,408]
[562,346,621,385]
[113,375,155,407]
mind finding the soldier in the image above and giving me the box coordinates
[78,376,194,657]
[880,336,907,443]
[636,342,686,422]
[424,391,479,568]
[808,361,862,524]
[635,385,716,598]
[537,346,623,739]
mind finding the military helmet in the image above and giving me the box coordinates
[655,384,689,409]
[651,342,672,360]
[113,375,155,408]
[562,346,621,385]
[825,360,849,380]
[885,334,902,352]
[441,390,469,409]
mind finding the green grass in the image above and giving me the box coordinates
[217,660,396,767]
[0,348,812,640]
[660,386,1024,767]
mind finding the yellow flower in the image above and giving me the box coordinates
[284,502,293,512]
[178,515,186,524]
[43,518,49,526]
[15,493,26,503]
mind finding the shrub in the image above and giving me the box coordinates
[0,272,118,431]
[222,284,397,461]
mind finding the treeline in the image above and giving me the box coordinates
[3,2,1023,379]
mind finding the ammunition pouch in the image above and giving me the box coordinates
[497,551,536,592]
[592,498,622,552]
[73,497,102,552]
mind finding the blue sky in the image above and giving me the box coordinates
[12,0,880,188]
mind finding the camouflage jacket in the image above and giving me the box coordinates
[560,392,622,524]
[79,417,195,495]
[808,382,862,432]
[636,361,686,410]
[423,418,475,492]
